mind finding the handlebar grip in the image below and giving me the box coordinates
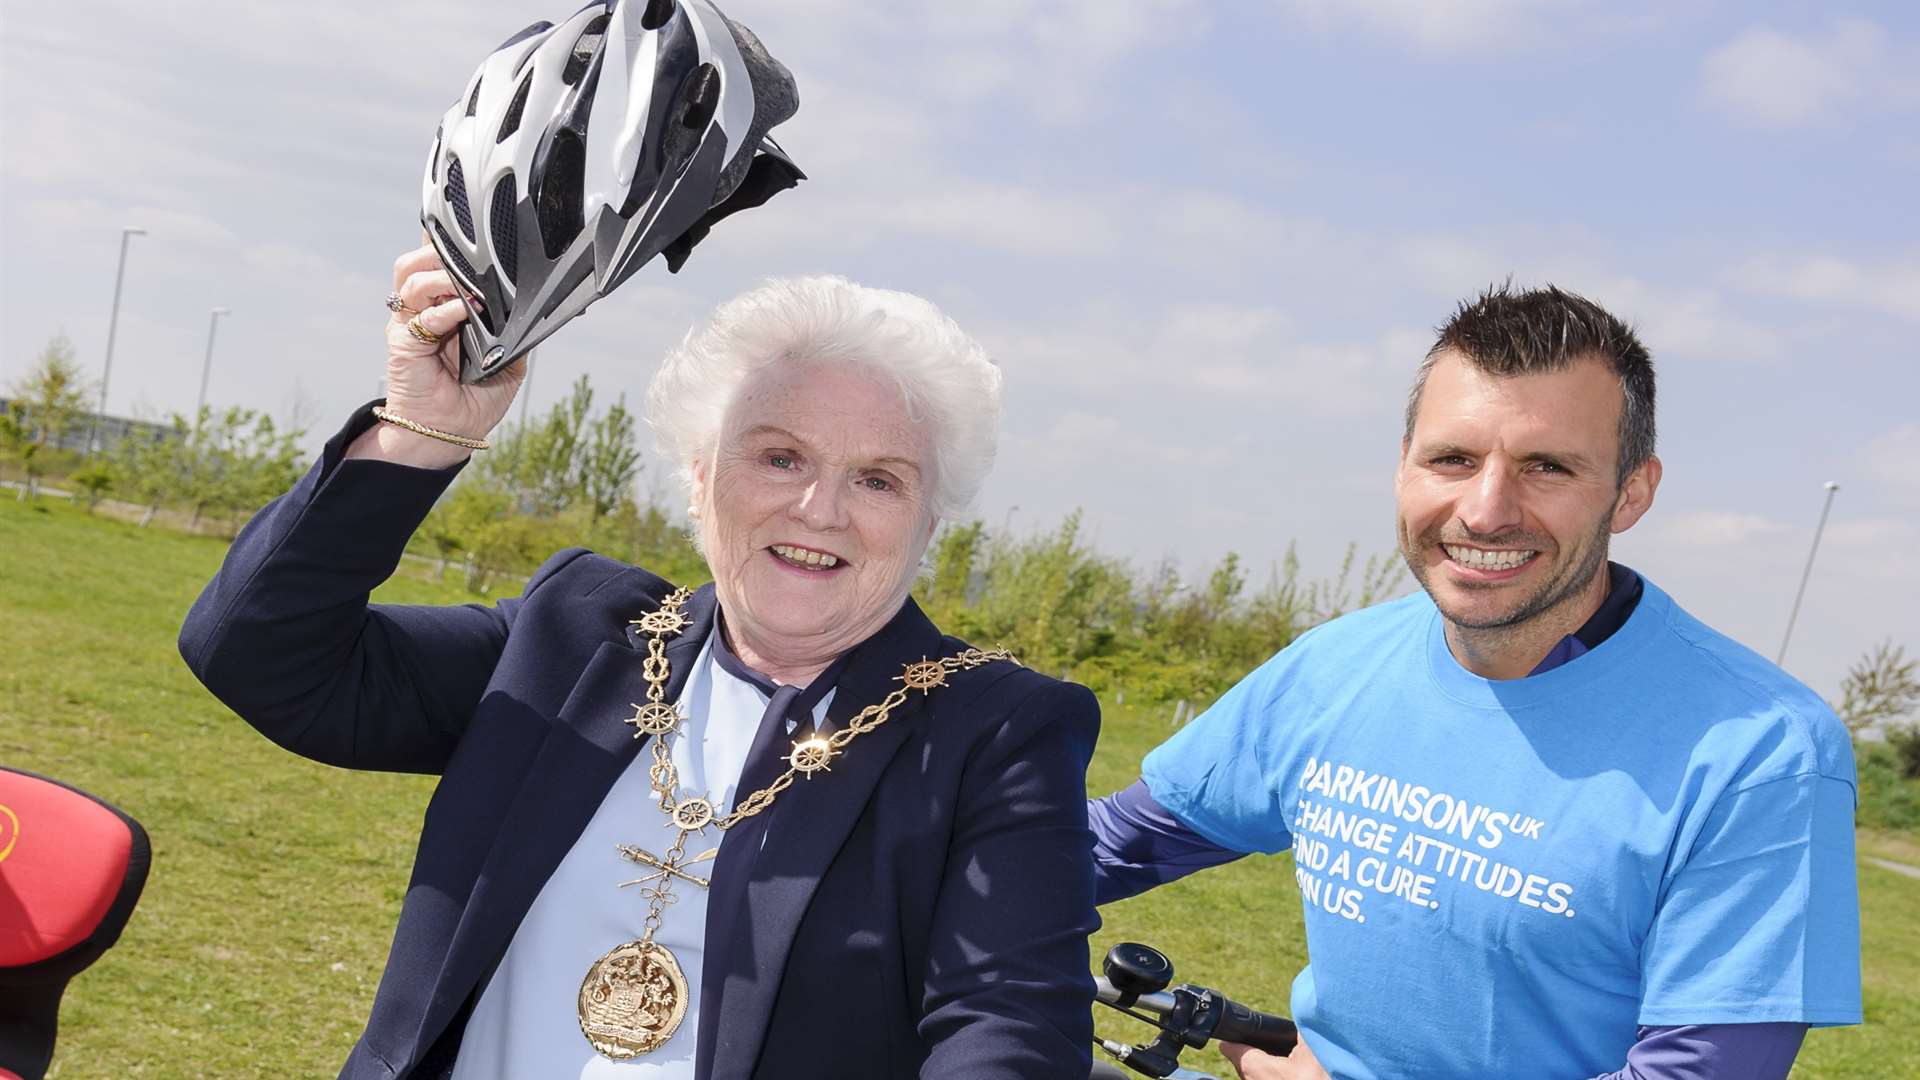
[1209,998,1297,1057]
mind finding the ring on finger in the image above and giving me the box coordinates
[385,291,417,316]
[406,316,444,344]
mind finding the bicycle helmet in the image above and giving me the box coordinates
[421,0,803,382]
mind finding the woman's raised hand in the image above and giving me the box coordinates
[346,242,528,467]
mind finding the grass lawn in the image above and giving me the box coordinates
[3,496,1914,1077]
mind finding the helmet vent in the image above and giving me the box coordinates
[432,219,498,337]
[680,65,719,131]
[536,129,587,259]
[491,175,520,286]
[640,0,676,31]
[497,73,533,143]
[465,75,483,117]
[562,13,612,86]
[432,220,481,293]
[659,65,718,176]
[445,155,476,241]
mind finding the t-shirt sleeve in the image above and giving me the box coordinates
[1139,651,1299,856]
[1638,772,1862,1027]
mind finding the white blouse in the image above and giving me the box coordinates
[451,633,835,1079]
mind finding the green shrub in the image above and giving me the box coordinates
[1885,723,1920,781]
[1856,739,1920,832]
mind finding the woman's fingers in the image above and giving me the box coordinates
[386,295,473,363]
[416,295,472,336]
[390,244,444,293]
[396,268,460,319]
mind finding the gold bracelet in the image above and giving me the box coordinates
[371,407,490,450]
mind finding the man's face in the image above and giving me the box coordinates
[1395,350,1658,633]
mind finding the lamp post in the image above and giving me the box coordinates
[516,347,536,433]
[1001,504,1021,536]
[193,307,232,424]
[1777,481,1841,666]
[88,226,147,457]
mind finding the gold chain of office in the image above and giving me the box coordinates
[576,586,1016,1060]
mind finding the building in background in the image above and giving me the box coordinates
[0,398,181,455]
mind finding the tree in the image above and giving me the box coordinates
[103,407,302,532]
[4,335,96,498]
[479,375,644,521]
[11,335,94,448]
[419,374,651,587]
[201,409,304,536]
[0,410,41,501]
[916,520,987,619]
[1834,640,1920,737]
[68,459,114,511]
[110,417,189,526]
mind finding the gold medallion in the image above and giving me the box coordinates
[577,939,691,1058]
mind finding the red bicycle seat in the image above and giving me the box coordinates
[0,767,150,1080]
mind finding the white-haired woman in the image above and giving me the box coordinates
[180,246,1100,1080]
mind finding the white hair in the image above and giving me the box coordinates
[646,275,1002,522]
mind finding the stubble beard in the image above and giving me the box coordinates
[1399,513,1614,636]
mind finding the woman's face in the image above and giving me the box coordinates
[692,358,937,673]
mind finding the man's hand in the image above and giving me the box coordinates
[1220,1036,1330,1080]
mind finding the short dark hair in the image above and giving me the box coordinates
[1403,283,1655,486]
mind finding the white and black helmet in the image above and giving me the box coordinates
[422,0,802,382]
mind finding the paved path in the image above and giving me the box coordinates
[1864,856,1920,881]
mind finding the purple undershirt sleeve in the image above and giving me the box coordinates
[1587,1023,1807,1080]
[1089,779,1246,905]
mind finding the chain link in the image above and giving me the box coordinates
[615,589,1017,935]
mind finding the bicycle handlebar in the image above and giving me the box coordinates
[1206,994,1298,1056]
[1095,975,1297,1058]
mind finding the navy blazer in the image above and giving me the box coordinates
[179,409,1101,1079]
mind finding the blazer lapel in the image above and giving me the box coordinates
[417,582,718,1053]
[699,598,944,1080]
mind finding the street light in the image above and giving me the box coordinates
[516,347,537,433]
[87,226,147,457]
[1001,504,1021,535]
[194,307,233,424]
[1777,481,1841,666]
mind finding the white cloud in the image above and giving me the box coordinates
[1644,511,1791,549]
[977,300,1422,419]
[1271,0,1615,54]
[1389,244,1790,366]
[1579,275,1787,365]
[1700,20,1920,129]
[1860,425,1920,507]
[1007,409,1231,472]
[1726,253,1920,323]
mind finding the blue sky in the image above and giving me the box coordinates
[4,0,1916,703]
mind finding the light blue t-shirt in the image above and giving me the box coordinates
[1142,575,1861,1080]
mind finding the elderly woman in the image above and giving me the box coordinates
[178,247,1100,1079]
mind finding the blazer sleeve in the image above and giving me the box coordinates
[178,405,576,775]
[916,677,1101,1078]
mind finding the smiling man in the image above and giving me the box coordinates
[1090,285,1862,1080]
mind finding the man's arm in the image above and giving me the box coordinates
[1089,779,1246,904]
[1587,1024,1807,1080]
